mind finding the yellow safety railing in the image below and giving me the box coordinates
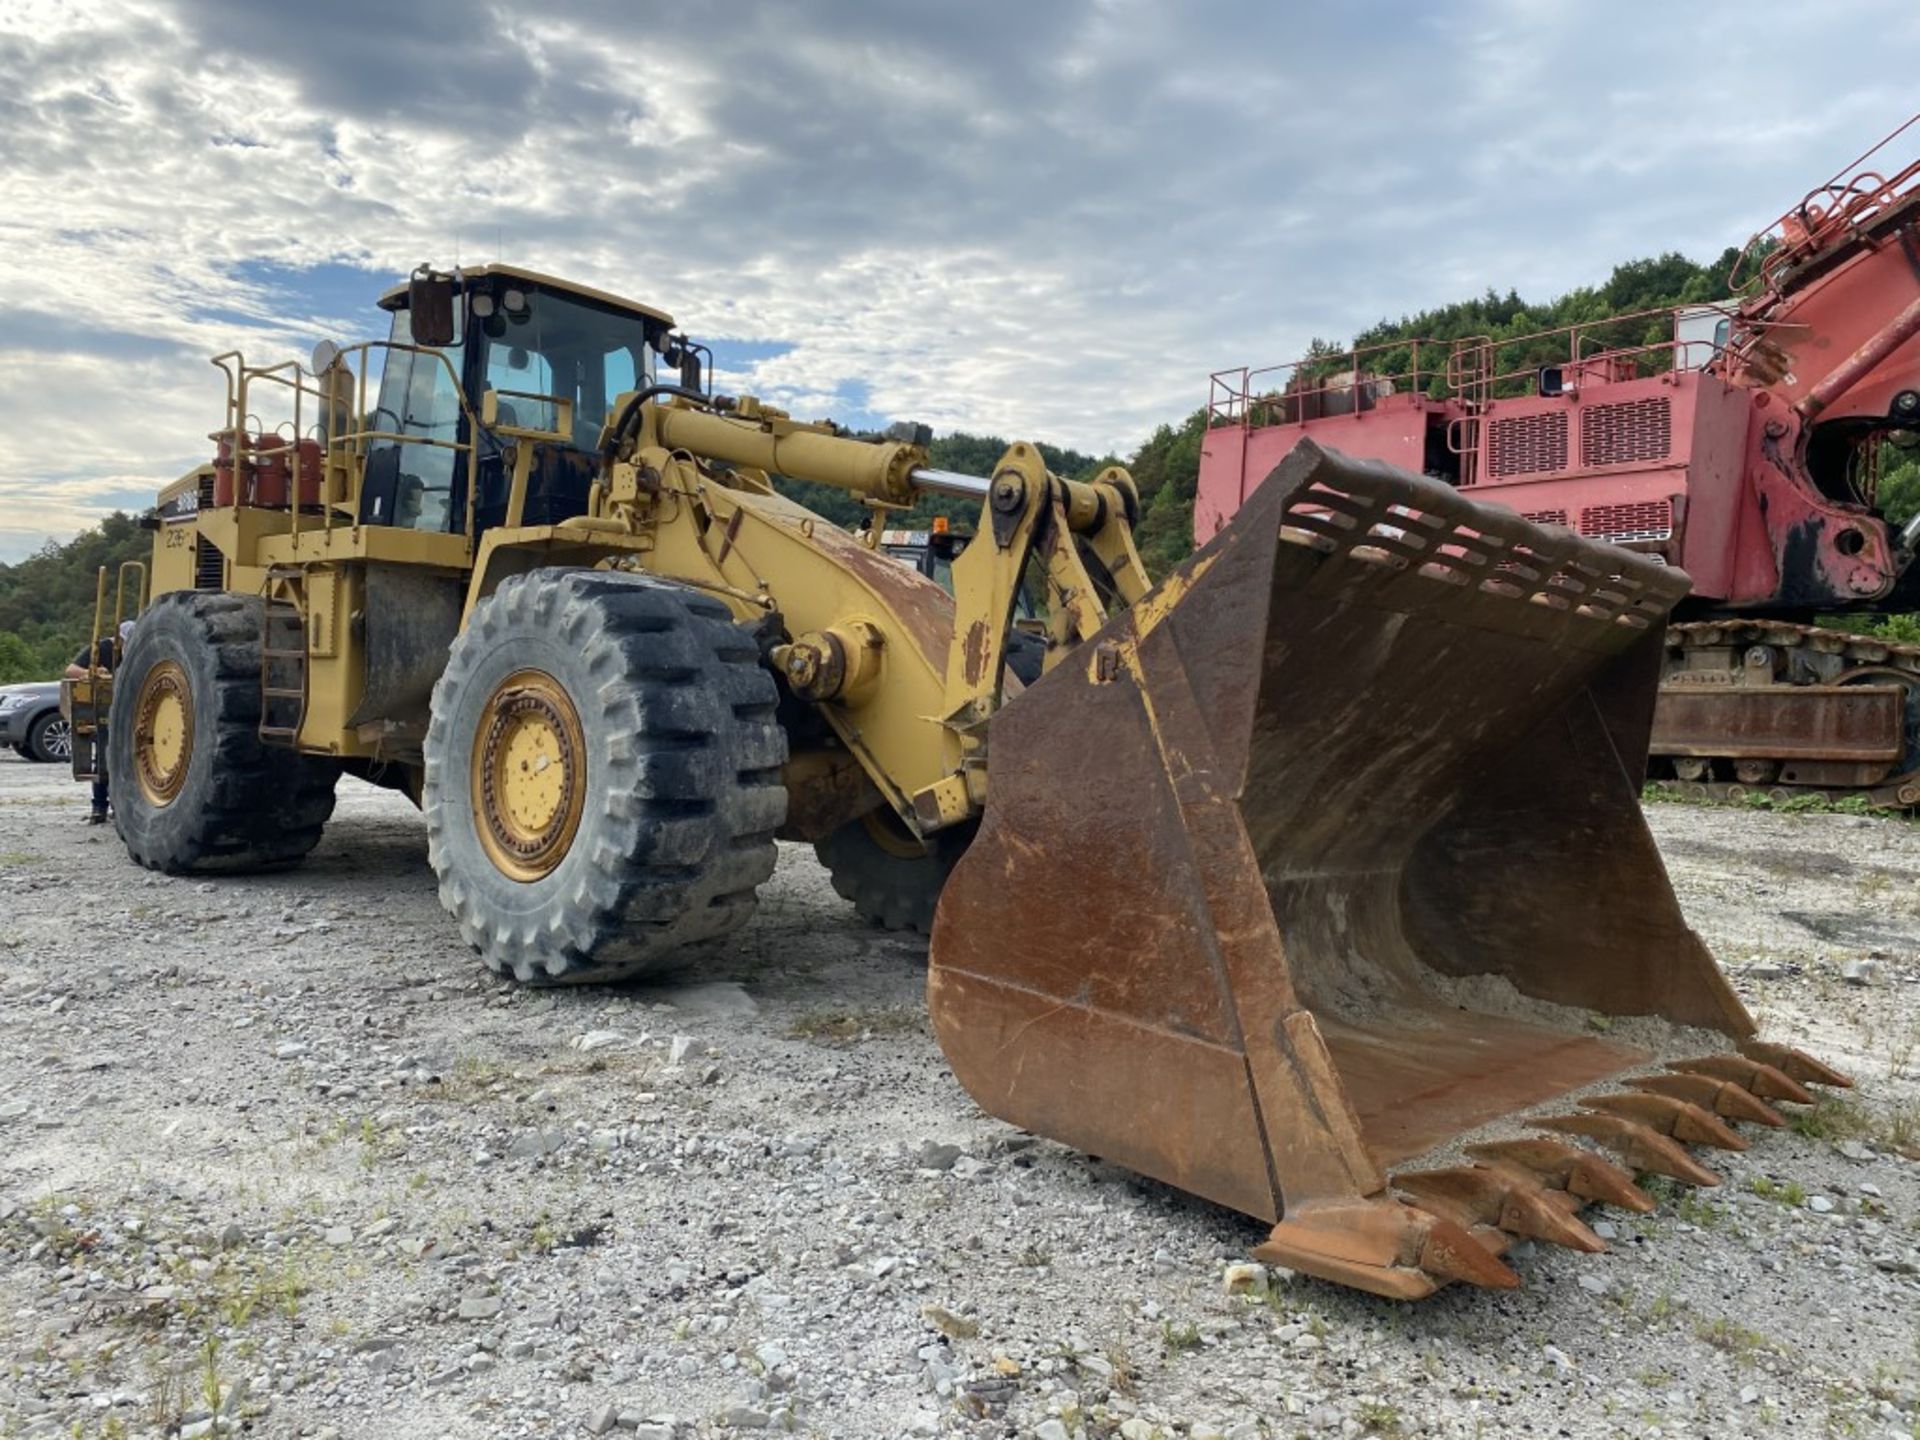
[207,342,491,545]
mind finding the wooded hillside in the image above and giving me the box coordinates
[0,513,150,684]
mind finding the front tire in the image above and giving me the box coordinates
[24,712,70,764]
[424,570,787,985]
[110,593,340,872]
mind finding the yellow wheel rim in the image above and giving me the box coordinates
[133,660,193,807]
[471,670,587,882]
[861,806,929,861]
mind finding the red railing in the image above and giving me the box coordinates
[1212,307,1731,429]
[1450,306,1731,403]
[1207,338,1447,428]
[1731,111,1920,293]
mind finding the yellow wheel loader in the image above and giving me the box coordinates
[106,264,1847,1298]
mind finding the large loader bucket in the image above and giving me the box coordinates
[928,439,1848,1299]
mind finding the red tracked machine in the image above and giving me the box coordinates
[1199,115,1920,804]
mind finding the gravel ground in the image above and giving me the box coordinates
[0,755,1916,1440]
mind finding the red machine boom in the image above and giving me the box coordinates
[1197,114,1920,804]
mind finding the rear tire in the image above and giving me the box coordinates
[423,569,787,985]
[109,593,340,872]
[23,712,70,764]
[815,809,974,934]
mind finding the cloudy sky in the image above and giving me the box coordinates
[2,0,1914,561]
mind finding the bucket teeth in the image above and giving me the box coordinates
[1739,1041,1854,1090]
[1465,1137,1655,1213]
[1629,1073,1785,1127]
[1536,1112,1723,1187]
[1668,1054,1814,1106]
[1393,1166,1605,1253]
[1414,1214,1522,1291]
[1582,1092,1749,1151]
[1256,1197,1516,1299]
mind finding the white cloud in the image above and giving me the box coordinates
[0,0,1915,559]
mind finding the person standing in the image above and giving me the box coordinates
[63,621,132,825]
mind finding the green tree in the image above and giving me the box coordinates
[0,513,152,681]
[0,632,45,686]
[1127,411,1207,576]
[1878,445,1920,525]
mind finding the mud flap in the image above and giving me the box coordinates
[927,439,1845,1298]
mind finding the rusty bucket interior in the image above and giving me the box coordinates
[927,439,1813,1298]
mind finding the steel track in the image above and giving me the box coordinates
[1658,620,1920,807]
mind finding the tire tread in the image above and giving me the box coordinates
[111,592,339,874]
[424,570,787,985]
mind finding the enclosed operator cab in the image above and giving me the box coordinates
[361,265,674,537]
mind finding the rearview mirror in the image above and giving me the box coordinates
[661,334,705,394]
[408,265,457,348]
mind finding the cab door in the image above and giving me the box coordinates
[360,307,472,534]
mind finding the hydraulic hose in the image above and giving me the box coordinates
[600,384,723,466]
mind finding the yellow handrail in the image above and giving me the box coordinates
[208,340,488,553]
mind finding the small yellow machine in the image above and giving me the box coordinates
[106,264,1845,1297]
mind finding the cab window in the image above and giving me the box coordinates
[605,346,638,406]
[472,286,654,451]
[485,345,557,432]
[362,304,467,532]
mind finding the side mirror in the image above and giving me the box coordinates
[660,334,705,394]
[408,265,457,348]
